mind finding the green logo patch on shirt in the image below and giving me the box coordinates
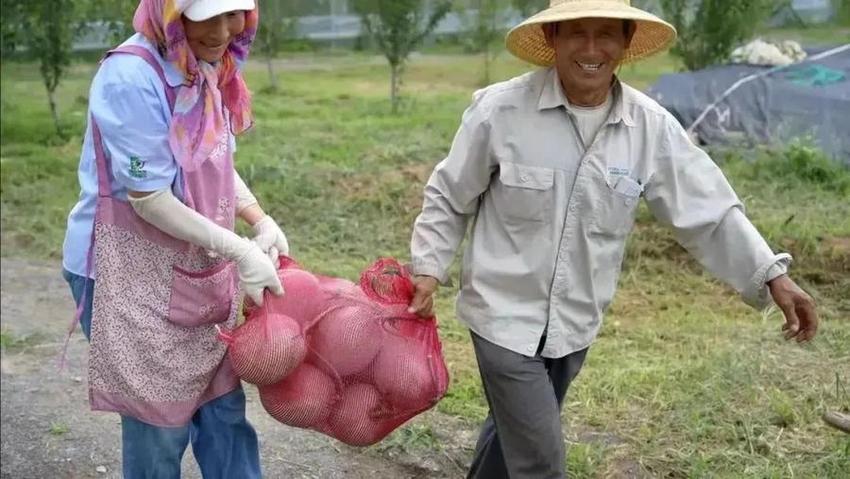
[128,156,147,179]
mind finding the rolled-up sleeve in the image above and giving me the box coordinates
[644,115,791,309]
[410,94,496,284]
[89,55,176,193]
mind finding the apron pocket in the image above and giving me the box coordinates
[168,261,237,328]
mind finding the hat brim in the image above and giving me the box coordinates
[184,0,256,22]
[506,2,677,66]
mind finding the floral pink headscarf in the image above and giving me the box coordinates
[132,0,258,171]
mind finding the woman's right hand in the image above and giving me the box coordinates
[234,240,283,306]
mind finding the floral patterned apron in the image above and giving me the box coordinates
[87,45,239,427]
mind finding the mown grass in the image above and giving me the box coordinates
[2,42,848,477]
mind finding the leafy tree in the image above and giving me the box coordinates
[255,0,299,91]
[661,0,773,71]
[353,0,452,112]
[2,0,78,137]
[459,0,512,85]
[0,0,27,58]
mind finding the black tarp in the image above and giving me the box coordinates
[646,45,850,164]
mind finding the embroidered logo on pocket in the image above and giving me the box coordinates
[129,156,147,179]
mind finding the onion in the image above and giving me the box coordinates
[259,363,338,429]
[224,313,306,385]
[327,383,389,447]
[320,276,360,297]
[310,305,382,377]
[266,269,324,326]
[373,335,434,411]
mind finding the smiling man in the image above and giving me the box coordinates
[407,1,818,478]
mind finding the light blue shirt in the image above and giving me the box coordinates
[62,34,187,277]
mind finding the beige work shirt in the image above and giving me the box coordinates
[411,67,790,358]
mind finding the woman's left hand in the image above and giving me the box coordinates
[251,215,290,262]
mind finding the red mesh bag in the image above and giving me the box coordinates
[233,257,449,447]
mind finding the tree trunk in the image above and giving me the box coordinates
[482,47,491,86]
[47,88,62,138]
[390,63,401,113]
[266,56,278,92]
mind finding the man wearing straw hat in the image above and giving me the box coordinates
[407,0,819,477]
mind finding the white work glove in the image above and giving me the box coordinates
[251,215,290,263]
[231,239,284,306]
[129,189,283,306]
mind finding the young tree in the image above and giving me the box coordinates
[255,0,295,91]
[460,0,512,85]
[353,0,452,112]
[661,0,773,71]
[3,0,78,137]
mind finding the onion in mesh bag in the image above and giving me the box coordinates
[259,363,338,428]
[310,305,382,377]
[328,383,389,447]
[218,313,306,386]
[320,276,361,297]
[373,334,435,411]
[267,268,325,326]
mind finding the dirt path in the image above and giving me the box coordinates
[0,258,474,479]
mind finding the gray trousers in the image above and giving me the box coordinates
[467,332,589,479]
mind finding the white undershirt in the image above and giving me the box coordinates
[566,92,614,150]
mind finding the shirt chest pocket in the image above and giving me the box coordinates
[492,162,555,223]
[590,173,642,236]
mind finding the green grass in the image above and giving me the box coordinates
[374,423,442,455]
[48,422,69,436]
[0,327,49,352]
[2,46,848,477]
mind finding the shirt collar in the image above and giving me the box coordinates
[607,79,635,128]
[537,67,569,111]
[126,33,186,88]
[537,67,635,128]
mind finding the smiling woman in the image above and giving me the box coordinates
[56,0,294,478]
[183,9,248,63]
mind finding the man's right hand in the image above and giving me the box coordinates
[408,275,439,318]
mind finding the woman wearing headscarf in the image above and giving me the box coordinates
[61,1,283,476]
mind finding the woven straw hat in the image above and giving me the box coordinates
[506,0,677,66]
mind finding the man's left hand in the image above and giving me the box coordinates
[768,274,818,343]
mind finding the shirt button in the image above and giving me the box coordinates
[520,175,529,182]
[527,345,534,352]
